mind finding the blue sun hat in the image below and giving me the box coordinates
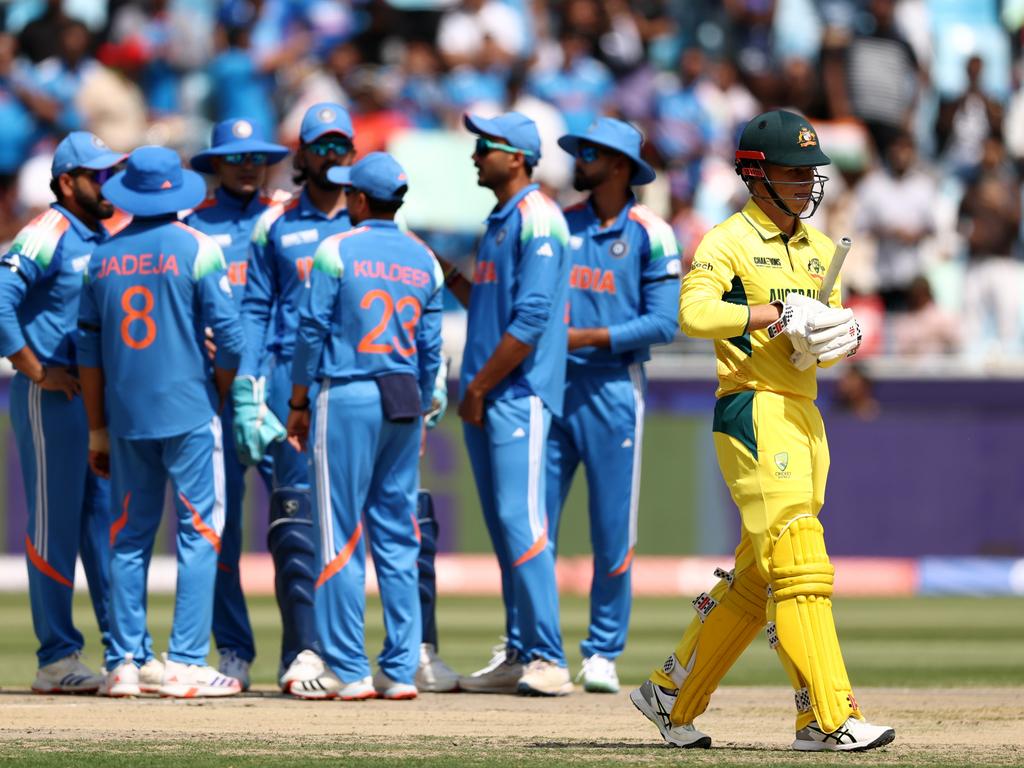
[463,111,541,167]
[557,117,656,185]
[51,132,126,177]
[327,152,408,202]
[190,118,289,174]
[102,146,207,217]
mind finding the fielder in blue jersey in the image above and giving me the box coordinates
[0,132,124,694]
[439,112,572,696]
[285,152,443,700]
[233,102,355,693]
[185,117,289,689]
[78,146,245,698]
[548,118,680,692]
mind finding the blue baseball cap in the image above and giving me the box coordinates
[327,152,408,202]
[463,111,541,167]
[558,117,656,185]
[102,146,207,217]
[51,132,127,178]
[190,118,289,174]
[300,102,354,144]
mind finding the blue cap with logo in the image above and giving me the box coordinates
[300,102,354,144]
[102,146,207,217]
[327,152,408,202]
[190,118,289,174]
[463,111,541,167]
[51,132,127,178]
[558,117,656,185]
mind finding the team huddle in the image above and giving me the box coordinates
[5,101,896,752]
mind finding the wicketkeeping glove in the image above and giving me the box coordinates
[231,375,286,465]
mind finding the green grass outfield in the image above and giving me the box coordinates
[2,592,1022,689]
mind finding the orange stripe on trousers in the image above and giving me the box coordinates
[609,547,634,577]
[25,534,73,587]
[513,530,548,568]
[315,522,363,588]
[178,492,222,554]
[110,492,130,547]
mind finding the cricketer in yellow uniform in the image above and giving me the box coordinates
[630,110,894,753]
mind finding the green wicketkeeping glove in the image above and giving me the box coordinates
[231,375,286,465]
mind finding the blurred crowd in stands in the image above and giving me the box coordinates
[1,0,1023,365]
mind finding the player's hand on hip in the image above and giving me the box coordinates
[39,365,80,400]
[458,386,485,428]
[286,408,310,453]
[88,428,110,478]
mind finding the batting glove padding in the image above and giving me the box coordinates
[806,316,862,362]
[231,375,286,465]
[768,293,854,370]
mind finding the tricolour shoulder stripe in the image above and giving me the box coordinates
[518,190,568,245]
[252,198,299,245]
[629,204,679,260]
[12,209,70,268]
[174,221,228,279]
[312,226,369,279]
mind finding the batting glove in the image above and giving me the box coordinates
[807,315,863,362]
[231,375,286,465]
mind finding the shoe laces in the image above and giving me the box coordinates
[576,654,614,682]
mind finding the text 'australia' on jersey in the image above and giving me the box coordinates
[77,220,244,439]
[564,198,680,370]
[184,187,285,310]
[679,199,843,401]
[0,206,105,366]
[293,220,444,410]
[239,189,351,375]
[461,184,570,416]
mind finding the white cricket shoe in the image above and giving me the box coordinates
[279,649,326,691]
[577,654,619,693]
[373,669,418,700]
[98,659,140,697]
[218,649,251,692]
[517,659,573,696]
[416,643,459,692]
[288,667,344,700]
[459,641,524,694]
[629,680,712,748]
[158,654,241,698]
[31,652,102,694]
[138,657,164,694]
[793,717,895,752]
[337,675,377,701]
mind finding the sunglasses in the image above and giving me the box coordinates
[474,137,535,158]
[73,166,121,184]
[306,140,353,157]
[575,145,601,163]
[222,153,269,166]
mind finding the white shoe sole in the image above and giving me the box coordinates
[582,680,619,693]
[286,681,338,700]
[516,680,573,697]
[99,684,142,697]
[159,685,240,698]
[417,680,459,693]
[793,728,895,752]
[629,688,712,748]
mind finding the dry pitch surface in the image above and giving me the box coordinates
[3,686,1023,767]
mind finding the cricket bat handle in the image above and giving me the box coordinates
[817,237,852,304]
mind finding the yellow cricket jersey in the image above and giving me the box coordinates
[680,199,842,401]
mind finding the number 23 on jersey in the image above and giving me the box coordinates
[357,289,421,357]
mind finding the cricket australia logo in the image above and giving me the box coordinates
[807,257,825,276]
[773,452,791,479]
[797,126,817,148]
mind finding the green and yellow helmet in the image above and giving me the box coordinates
[735,110,830,219]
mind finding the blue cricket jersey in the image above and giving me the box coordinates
[77,219,244,440]
[564,198,681,369]
[184,187,283,311]
[460,184,570,417]
[239,189,351,376]
[0,205,105,366]
[293,220,444,410]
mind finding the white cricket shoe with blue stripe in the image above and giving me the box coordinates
[32,652,102,694]
[158,654,241,698]
[793,717,895,752]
